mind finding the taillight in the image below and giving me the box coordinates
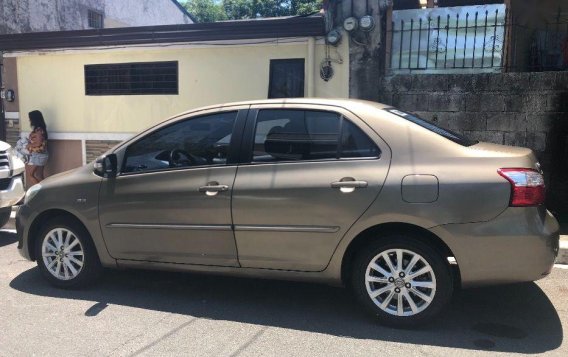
[498,168,545,207]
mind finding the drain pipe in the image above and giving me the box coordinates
[0,52,6,142]
[307,37,315,97]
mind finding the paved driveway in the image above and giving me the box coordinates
[0,228,566,356]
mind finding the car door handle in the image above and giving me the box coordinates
[199,182,229,196]
[330,179,368,189]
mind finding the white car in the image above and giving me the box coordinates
[0,140,25,227]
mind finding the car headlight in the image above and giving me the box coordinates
[24,184,42,204]
[7,147,16,165]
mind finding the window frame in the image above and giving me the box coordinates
[119,110,247,176]
[240,107,381,166]
[87,9,104,29]
[84,61,179,96]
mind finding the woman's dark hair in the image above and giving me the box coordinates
[29,110,48,139]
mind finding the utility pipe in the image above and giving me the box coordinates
[307,37,315,97]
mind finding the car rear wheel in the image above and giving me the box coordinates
[35,217,102,288]
[351,235,453,327]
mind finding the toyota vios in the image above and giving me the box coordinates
[17,99,559,326]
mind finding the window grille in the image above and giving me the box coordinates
[85,61,179,95]
[88,10,104,29]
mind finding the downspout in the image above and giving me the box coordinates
[307,37,315,97]
[0,52,6,142]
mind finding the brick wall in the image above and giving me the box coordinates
[378,71,568,214]
[85,140,122,163]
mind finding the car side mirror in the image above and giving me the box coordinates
[94,154,118,178]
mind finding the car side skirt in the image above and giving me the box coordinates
[115,259,343,286]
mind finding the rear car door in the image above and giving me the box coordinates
[98,108,247,266]
[232,104,391,271]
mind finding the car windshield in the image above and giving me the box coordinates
[385,108,478,147]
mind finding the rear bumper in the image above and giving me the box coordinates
[430,207,559,288]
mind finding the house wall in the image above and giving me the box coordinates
[329,0,387,100]
[378,71,568,213]
[1,57,20,146]
[0,0,192,34]
[0,0,192,160]
[85,140,122,163]
[103,0,193,27]
[0,0,104,34]
[11,39,349,170]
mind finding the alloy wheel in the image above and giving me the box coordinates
[365,248,436,317]
[41,228,85,281]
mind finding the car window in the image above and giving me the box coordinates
[385,108,478,147]
[252,109,379,162]
[122,111,237,173]
[341,120,381,158]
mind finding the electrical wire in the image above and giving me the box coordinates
[10,37,327,54]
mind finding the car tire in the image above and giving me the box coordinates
[0,207,11,228]
[351,234,453,327]
[34,217,102,288]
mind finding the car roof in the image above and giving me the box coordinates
[170,98,391,120]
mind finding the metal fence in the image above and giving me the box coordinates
[388,5,568,73]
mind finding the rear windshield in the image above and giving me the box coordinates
[385,108,478,147]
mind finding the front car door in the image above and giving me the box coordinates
[232,104,391,271]
[98,107,247,266]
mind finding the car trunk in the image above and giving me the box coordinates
[468,142,538,168]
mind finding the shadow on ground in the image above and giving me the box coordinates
[555,213,568,235]
[9,265,563,354]
[0,230,17,248]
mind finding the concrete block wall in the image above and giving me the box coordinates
[378,71,568,214]
[379,72,568,159]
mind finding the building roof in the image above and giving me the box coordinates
[0,16,324,52]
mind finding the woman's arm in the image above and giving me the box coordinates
[27,129,46,148]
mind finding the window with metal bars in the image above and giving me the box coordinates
[268,59,305,99]
[84,61,179,95]
[88,10,104,29]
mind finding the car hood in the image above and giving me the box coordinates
[39,163,99,189]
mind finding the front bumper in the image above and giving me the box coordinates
[16,203,33,260]
[0,175,25,208]
[430,208,559,288]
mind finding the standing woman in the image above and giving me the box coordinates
[26,110,49,185]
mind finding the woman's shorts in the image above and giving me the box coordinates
[29,152,48,166]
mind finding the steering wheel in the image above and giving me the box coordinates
[169,149,196,168]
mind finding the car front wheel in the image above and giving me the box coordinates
[35,217,102,288]
[351,235,453,327]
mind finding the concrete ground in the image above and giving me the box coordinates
[557,236,568,264]
[0,227,567,357]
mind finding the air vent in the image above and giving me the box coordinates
[0,152,9,168]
